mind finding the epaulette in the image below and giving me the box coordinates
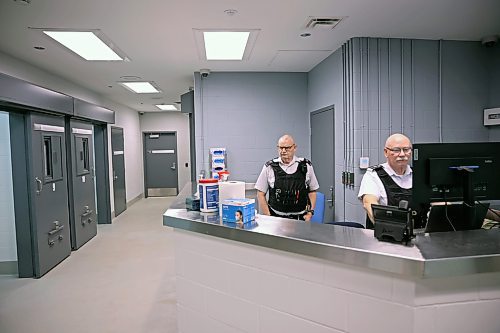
[301,158,312,165]
[265,158,279,167]
[367,164,383,172]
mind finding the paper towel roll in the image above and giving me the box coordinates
[219,181,246,214]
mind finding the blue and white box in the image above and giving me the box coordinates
[222,198,255,223]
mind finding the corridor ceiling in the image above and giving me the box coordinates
[0,0,499,112]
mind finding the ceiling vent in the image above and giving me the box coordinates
[305,17,344,30]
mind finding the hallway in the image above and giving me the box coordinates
[0,197,177,333]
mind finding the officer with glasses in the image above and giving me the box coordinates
[358,133,415,229]
[255,134,319,221]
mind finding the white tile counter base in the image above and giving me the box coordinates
[173,229,500,333]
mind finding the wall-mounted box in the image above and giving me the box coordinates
[484,108,500,126]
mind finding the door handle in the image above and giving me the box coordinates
[171,162,176,170]
[35,177,43,195]
[327,186,334,206]
[113,170,118,180]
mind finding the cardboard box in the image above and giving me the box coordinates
[221,198,255,223]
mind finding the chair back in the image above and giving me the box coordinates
[310,191,325,223]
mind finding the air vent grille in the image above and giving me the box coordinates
[305,17,344,30]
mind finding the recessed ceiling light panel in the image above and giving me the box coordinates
[37,29,128,61]
[203,31,249,60]
[194,29,260,61]
[155,104,178,111]
[119,81,161,94]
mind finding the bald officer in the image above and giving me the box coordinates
[358,133,413,229]
[255,134,319,221]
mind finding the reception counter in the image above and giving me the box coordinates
[164,183,500,333]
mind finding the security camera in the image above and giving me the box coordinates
[481,35,498,48]
[200,69,211,78]
[139,111,145,115]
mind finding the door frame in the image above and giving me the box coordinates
[111,126,127,217]
[310,104,335,222]
[94,124,112,224]
[142,131,179,198]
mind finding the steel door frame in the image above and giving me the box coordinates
[143,131,179,197]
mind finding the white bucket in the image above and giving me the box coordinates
[198,178,219,213]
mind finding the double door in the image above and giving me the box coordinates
[26,114,97,276]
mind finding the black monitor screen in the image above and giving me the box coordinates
[412,142,500,231]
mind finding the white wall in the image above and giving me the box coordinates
[0,112,16,262]
[109,106,144,211]
[140,112,191,191]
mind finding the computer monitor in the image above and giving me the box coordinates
[412,142,500,232]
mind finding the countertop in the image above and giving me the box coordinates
[163,182,500,278]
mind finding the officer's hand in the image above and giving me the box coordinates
[304,212,313,221]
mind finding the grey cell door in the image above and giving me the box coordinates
[311,106,335,222]
[111,127,127,216]
[68,120,97,249]
[144,132,178,197]
[28,113,71,277]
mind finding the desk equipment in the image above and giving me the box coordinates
[412,142,500,232]
[425,202,489,233]
[185,196,200,211]
[373,201,413,244]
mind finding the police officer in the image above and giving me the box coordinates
[358,133,414,229]
[255,134,319,221]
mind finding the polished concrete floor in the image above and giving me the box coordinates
[0,197,177,333]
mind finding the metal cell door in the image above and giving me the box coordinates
[68,120,97,249]
[144,132,178,197]
[111,127,127,217]
[28,114,71,277]
[311,106,335,222]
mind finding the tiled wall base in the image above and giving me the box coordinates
[173,229,500,333]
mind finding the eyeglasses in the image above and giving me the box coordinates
[277,145,295,151]
[385,147,412,154]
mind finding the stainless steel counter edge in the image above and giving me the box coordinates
[164,211,426,277]
[163,183,500,278]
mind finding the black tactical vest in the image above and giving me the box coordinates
[365,165,412,229]
[267,159,310,215]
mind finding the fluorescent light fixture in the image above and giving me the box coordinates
[155,104,178,111]
[193,29,259,61]
[43,30,125,61]
[203,31,250,60]
[120,82,161,94]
